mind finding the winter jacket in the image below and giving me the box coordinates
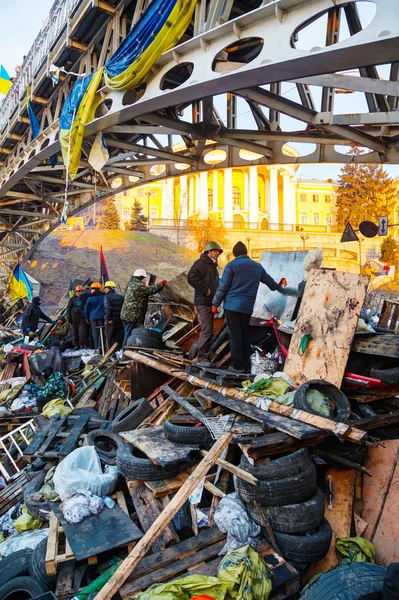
[84,291,105,321]
[77,287,91,310]
[213,255,280,315]
[22,303,52,332]
[104,289,124,322]
[121,279,164,323]
[52,321,70,338]
[187,253,219,307]
[67,295,84,322]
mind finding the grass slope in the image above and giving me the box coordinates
[24,230,198,310]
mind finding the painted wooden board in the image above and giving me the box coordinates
[284,269,369,387]
[362,439,399,565]
[303,468,356,584]
[120,426,199,467]
[352,333,399,359]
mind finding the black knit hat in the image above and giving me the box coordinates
[232,241,248,257]
[384,563,399,599]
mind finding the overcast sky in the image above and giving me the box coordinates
[0,0,398,181]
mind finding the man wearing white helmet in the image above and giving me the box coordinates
[120,269,167,348]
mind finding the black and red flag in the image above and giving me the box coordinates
[100,246,109,285]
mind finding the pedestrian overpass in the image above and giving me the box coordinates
[0,0,398,278]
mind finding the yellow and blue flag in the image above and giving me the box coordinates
[8,264,33,301]
[69,279,74,298]
[0,65,11,96]
[26,86,40,139]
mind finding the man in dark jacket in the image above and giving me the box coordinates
[213,241,285,372]
[49,316,70,347]
[67,285,85,349]
[103,281,124,350]
[77,281,93,348]
[21,297,53,337]
[187,241,222,367]
[84,282,105,351]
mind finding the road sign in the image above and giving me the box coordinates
[340,222,359,243]
[378,216,388,236]
[359,220,378,238]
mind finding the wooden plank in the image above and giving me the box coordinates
[199,449,257,485]
[144,479,171,498]
[23,416,61,456]
[119,427,198,467]
[162,386,207,425]
[57,415,90,456]
[304,468,356,583]
[379,301,391,328]
[351,333,399,359]
[344,388,399,404]
[284,269,368,387]
[46,512,59,576]
[94,432,233,600]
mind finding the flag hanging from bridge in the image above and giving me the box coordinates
[8,264,33,302]
[0,65,11,96]
[26,86,40,139]
[100,246,109,285]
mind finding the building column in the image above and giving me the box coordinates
[224,168,233,225]
[188,176,195,216]
[248,166,258,224]
[269,166,279,223]
[198,171,209,219]
[180,175,188,220]
[195,174,200,215]
[244,170,249,212]
[162,178,174,219]
[212,170,219,212]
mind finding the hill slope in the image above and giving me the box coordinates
[24,230,198,311]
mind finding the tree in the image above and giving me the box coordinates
[187,217,227,253]
[335,158,398,229]
[380,236,398,265]
[96,198,120,230]
[125,200,149,231]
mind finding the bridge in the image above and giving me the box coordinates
[0,0,398,278]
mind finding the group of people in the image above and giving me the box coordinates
[188,240,286,372]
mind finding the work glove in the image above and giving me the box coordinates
[26,328,30,333]
[51,320,57,324]
[205,289,211,297]
[279,278,287,287]
[211,306,219,315]
[86,320,90,325]
[108,320,113,325]
[161,280,168,285]
[50,331,56,335]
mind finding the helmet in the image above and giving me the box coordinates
[134,269,147,278]
[90,282,102,290]
[204,241,223,253]
[75,285,84,291]
[104,281,116,288]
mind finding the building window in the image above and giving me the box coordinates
[137,190,144,197]
[150,189,158,197]
[300,194,306,202]
[208,189,213,211]
[313,194,319,202]
[232,187,242,211]
[326,214,332,225]
[325,195,331,203]
[150,209,158,219]
[300,213,307,225]
[313,213,320,225]
[123,209,130,222]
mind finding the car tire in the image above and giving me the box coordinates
[0,549,32,583]
[0,576,49,599]
[163,419,212,446]
[246,487,325,534]
[188,340,199,360]
[234,461,317,506]
[300,563,386,600]
[294,379,351,421]
[262,517,332,564]
[29,538,57,590]
[112,399,153,433]
[85,429,124,465]
[241,449,310,481]
[370,360,399,385]
[24,472,51,520]
[117,443,194,481]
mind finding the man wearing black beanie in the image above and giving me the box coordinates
[212,241,285,372]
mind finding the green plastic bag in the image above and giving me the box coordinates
[218,545,273,600]
[336,537,375,564]
[133,574,227,600]
[14,504,42,533]
[72,560,121,600]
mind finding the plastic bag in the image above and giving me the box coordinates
[302,248,323,281]
[214,493,260,555]
[132,574,227,600]
[336,537,375,564]
[0,528,48,557]
[14,504,42,533]
[218,544,272,600]
[53,446,119,501]
[60,493,105,524]
[42,398,73,418]
[0,503,22,535]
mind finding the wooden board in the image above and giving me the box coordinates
[284,269,369,387]
[304,468,356,583]
[120,426,199,467]
[362,439,399,565]
[352,333,399,359]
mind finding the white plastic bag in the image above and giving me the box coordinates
[0,529,48,557]
[214,492,260,555]
[53,446,119,501]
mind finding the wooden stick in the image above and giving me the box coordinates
[162,385,207,425]
[126,351,367,444]
[199,449,258,486]
[93,432,233,600]
[311,449,372,476]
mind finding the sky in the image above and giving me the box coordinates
[0,0,398,182]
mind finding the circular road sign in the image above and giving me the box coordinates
[359,221,378,238]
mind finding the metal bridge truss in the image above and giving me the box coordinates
[0,0,398,276]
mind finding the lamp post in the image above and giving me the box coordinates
[300,233,310,250]
[246,237,251,256]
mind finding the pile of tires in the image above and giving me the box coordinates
[294,380,351,421]
[117,443,193,481]
[163,418,212,448]
[125,328,165,350]
[235,449,332,573]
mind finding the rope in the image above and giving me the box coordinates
[298,334,313,356]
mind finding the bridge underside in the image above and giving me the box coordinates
[0,0,398,277]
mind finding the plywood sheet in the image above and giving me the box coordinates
[120,426,199,467]
[362,439,399,565]
[284,269,369,387]
[304,468,356,584]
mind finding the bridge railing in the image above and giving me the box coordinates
[0,0,82,134]
[150,219,341,233]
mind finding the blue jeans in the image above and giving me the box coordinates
[91,319,104,351]
[122,320,140,349]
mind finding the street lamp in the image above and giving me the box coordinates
[246,237,251,255]
[300,233,310,250]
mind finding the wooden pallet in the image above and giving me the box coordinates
[0,471,30,516]
[45,491,134,575]
[23,414,93,461]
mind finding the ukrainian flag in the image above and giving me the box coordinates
[8,264,33,302]
[0,65,11,96]
[26,86,40,139]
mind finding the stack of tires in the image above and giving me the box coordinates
[234,449,332,574]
